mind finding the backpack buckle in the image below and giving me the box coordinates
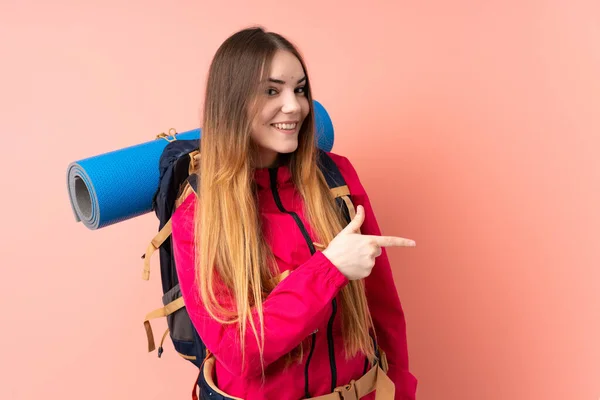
[156,128,178,142]
[378,348,389,373]
[333,379,358,400]
[188,150,200,175]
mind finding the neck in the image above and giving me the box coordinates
[255,151,280,169]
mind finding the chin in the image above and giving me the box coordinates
[276,142,299,154]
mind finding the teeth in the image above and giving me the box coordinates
[273,123,297,130]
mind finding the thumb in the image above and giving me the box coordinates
[342,205,365,234]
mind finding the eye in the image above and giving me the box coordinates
[266,88,278,96]
[295,86,307,95]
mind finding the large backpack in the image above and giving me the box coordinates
[140,137,357,370]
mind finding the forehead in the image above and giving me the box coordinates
[268,50,305,80]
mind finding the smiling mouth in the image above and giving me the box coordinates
[271,122,298,131]
[271,122,299,134]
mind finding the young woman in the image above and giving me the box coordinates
[171,26,418,400]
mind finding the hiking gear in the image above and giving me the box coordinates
[168,152,417,399]
[194,348,394,400]
[66,101,334,230]
[141,141,357,368]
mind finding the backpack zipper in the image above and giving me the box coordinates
[268,168,337,396]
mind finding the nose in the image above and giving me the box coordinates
[281,90,301,114]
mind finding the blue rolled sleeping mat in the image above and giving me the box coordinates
[66,100,335,230]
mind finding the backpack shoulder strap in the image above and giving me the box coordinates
[317,149,356,223]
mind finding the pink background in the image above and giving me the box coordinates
[1,1,599,399]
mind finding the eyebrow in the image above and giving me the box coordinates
[267,76,307,85]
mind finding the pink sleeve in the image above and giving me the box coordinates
[170,195,349,378]
[330,153,418,400]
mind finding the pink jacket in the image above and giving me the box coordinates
[171,152,417,400]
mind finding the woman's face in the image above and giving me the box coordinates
[250,50,310,168]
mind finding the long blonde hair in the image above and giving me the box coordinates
[193,26,376,374]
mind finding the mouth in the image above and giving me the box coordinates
[271,122,299,134]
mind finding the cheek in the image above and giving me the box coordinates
[251,114,273,143]
[250,117,265,143]
[251,110,271,135]
[260,105,279,127]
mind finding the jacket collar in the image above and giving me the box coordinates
[254,165,292,190]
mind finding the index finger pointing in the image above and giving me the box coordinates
[370,236,416,247]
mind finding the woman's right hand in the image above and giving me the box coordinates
[322,205,416,281]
